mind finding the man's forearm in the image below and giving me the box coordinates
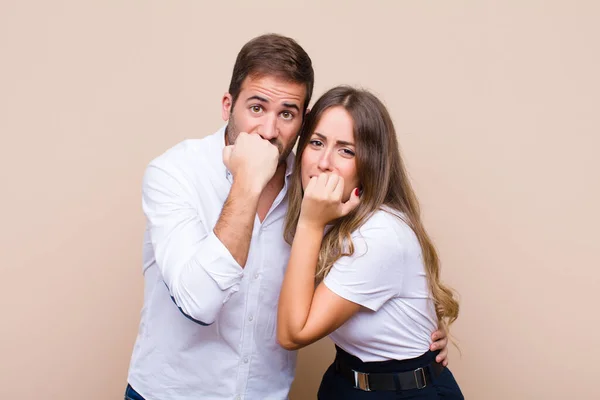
[213,179,262,268]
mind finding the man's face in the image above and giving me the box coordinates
[222,75,306,164]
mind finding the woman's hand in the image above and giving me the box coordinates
[299,173,360,229]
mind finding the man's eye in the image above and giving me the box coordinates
[250,105,262,113]
[281,111,293,120]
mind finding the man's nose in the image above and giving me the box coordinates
[257,114,278,140]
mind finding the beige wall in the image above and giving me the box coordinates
[1,1,599,399]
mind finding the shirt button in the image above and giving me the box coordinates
[243,357,249,363]
[254,273,259,279]
[235,396,241,400]
[248,315,253,322]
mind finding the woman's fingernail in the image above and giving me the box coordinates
[354,188,359,196]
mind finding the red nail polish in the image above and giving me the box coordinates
[354,188,359,196]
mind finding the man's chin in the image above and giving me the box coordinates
[278,152,292,165]
[279,145,296,163]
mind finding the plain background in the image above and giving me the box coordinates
[1,1,599,399]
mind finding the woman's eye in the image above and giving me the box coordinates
[341,148,355,156]
[310,140,323,147]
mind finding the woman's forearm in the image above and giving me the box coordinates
[277,221,324,349]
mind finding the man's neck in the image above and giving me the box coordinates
[265,161,287,192]
[256,161,287,222]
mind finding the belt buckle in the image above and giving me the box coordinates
[414,367,427,389]
[353,370,371,391]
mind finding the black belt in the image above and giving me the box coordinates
[335,358,444,392]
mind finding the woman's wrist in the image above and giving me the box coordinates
[296,218,326,235]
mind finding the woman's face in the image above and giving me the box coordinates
[300,106,360,202]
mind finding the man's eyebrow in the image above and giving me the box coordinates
[282,102,300,112]
[246,95,269,103]
[314,132,355,147]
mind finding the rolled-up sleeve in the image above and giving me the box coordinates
[142,160,243,325]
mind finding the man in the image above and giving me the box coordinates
[125,34,448,400]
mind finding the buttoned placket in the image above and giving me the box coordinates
[229,168,290,399]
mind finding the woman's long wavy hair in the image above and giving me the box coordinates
[284,86,459,330]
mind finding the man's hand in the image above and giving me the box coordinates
[223,132,279,192]
[430,328,449,366]
[216,132,280,268]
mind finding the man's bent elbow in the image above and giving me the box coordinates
[169,295,219,326]
[168,283,224,326]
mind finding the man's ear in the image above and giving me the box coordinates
[299,107,311,136]
[221,93,233,121]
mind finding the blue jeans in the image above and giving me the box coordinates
[124,384,145,400]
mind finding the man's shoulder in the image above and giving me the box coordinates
[156,138,205,161]
[149,129,224,170]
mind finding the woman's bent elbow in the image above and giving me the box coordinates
[276,330,303,351]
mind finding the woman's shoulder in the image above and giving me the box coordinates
[349,207,418,253]
[358,207,414,236]
[339,208,422,277]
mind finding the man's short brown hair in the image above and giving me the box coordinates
[228,34,314,112]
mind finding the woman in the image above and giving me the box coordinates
[277,86,463,399]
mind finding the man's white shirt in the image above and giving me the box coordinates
[128,127,296,400]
